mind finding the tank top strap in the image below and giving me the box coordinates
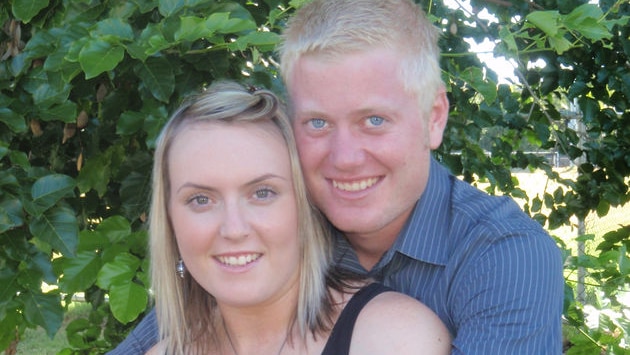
[321,283,392,355]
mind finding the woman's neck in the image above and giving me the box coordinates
[217,285,300,354]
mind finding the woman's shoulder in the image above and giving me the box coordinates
[350,285,452,354]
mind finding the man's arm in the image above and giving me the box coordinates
[450,232,564,354]
[107,308,159,355]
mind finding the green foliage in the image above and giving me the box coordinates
[0,0,287,352]
[0,0,628,353]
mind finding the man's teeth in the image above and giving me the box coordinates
[218,254,260,266]
[333,178,378,192]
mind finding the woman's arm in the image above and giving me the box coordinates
[351,291,452,354]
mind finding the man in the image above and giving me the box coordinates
[110,0,563,353]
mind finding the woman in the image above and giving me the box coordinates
[147,81,450,354]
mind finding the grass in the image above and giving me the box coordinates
[16,301,91,355]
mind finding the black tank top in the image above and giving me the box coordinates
[321,283,392,355]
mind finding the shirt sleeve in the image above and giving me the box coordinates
[107,308,158,355]
[449,230,564,355]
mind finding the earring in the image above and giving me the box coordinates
[176,259,185,278]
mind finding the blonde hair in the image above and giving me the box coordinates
[279,0,443,114]
[150,81,335,354]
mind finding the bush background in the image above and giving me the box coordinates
[1,0,628,353]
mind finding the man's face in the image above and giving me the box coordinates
[288,48,447,244]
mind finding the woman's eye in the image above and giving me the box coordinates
[308,118,327,129]
[366,116,385,127]
[189,195,209,205]
[254,188,276,200]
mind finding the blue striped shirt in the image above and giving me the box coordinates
[334,158,564,354]
[109,158,564,354]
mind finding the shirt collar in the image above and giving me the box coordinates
[333,157,452,272]
[393,157,452,266]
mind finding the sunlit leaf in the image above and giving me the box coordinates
[59,251,101,293]
[96,252,141,290]
[459,67,497,104]
[109,282,148,324]
[527,11,561,36]
[97,216,132,244]
[79,38,124,79]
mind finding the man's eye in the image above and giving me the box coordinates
[308,118,327,129]
[366,116,385,127]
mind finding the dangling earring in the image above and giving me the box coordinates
[176,259,185,278]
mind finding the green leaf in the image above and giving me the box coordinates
[548,33,572,54]
[120,171,151,221]
[572,18,612,42]
[109,282,148,324]
[79,38,125,79]
[0,108,27,133]
[12,0,50,23]
[289,0,309,8]
[22,291,63,338]
[91,18,135,42]
[39,102,78,123]
[564,4,604,26]
[96,252,141,290]
[0,268,20,303]
[116,110,145,135]
[133,23,171,58]
[97,215,132,244]
[31,174,76,216]
[0,198,23,234]
[59,251,101,293]
[205,12,232,32]
[31,71,73,109]
[158,0,185,17]
[175,16,212,42]
[135,56,175,102]
[30,251,56,284]
[498,26,518,53]
[230,31,280,52]
[77,153,111,197]
[9,151,30,169]
[619,248,629,275]
[218,18,256,34]
[29,206,78,257]
[0,309,22,351]
[580,97,600,124]
[459,67,497,104]
[526,11,561,37]
[22,30,57,60]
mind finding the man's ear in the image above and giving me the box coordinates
[428,87,449,149]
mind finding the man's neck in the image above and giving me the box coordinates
[345,230,398,271]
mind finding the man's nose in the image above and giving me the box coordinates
[328,128,366,170]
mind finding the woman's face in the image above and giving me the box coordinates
[167,121,300,308]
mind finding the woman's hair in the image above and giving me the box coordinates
[278,0,443,115]
[150,81,336,354]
